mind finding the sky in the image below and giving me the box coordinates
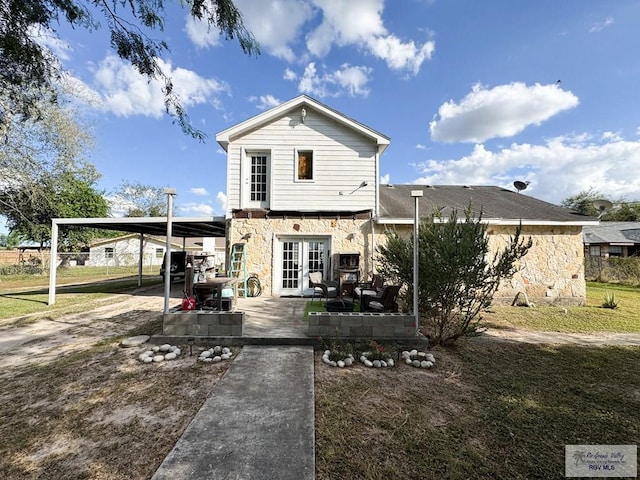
[6,0,640,230]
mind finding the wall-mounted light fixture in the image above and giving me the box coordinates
[301,107,307,124]
[339,180,368,195]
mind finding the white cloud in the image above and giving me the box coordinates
[283,69,298,81]
[416,144,426,150]
[229,0,433,82]
[294,62,372,98]
[306,0,434,74]
[190,187,209,196]
[590,16,614,33]
[380,173,390,184]
[429,82,579,143]
[92,55,229,118]
[185,8,222,48]
[179,202,216,216]
[30,26,73,62]
[414,134,640,204]
[217,191,227,213]
[234,0,315,61]
[249,95,281,110]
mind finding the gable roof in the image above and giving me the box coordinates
[378,185,598,226]
[216,95,390,154]
[583,222,640,245]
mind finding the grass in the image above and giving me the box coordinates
[315,341,640,479]
[484,282,640,333]
[0,276,163,321]
[304,300,327,320]
[0,265,160,291]
[0,320,233,480]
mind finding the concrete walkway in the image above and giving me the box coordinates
[152,345,315,480]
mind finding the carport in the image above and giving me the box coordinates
[47,216,227,305]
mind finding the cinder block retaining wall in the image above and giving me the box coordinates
[308,312,417,339]
[163,311,244,336]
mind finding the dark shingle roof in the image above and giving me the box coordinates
[378,185,596,224]
[583,222,640,244]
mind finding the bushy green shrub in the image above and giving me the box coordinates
[377,205,531,345]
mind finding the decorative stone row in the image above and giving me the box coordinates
[139,344,182,363]
[321,350,354,368]
[198,346,233,363]
[402,350,436,369]
[360,353,395,368]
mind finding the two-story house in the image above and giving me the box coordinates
[217,95,597,305]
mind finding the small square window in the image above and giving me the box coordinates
[297,150,313,181]
[589,246,601,257]
[608,245,623,257]
[105,247,114,259]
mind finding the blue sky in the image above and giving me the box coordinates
[6,0,640,231]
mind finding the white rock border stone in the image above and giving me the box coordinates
[198,346,234,363]
[401,350,436,369]
[321,350,354,368]
[139,344,182,363]
[360,352,395,368]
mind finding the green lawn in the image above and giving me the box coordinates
[485,282,640,334]
[0,276,163,322]
[315,342,640,479]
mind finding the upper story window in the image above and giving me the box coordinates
[250,154,268,202]
[296,149,314,181]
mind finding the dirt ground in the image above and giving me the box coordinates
[0,286,235,479]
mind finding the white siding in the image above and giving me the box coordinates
[88,237,168,267]
[225,108,377,213]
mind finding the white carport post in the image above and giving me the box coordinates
[48,220,59,305]
[163,188,176,314]
[138,233,144,287]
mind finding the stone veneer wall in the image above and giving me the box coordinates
[163,311,244,336]
[229,216,374,296]
[488,225,586,305]
[373,224,586,306]
[308,312,417,339]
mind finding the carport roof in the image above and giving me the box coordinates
[52,216,227,238]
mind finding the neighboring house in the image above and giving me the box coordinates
[217,95,597,305]
[88,235,227,268]
[88,234,181,267]
[583,222,640,258]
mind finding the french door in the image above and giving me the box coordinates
[277,237,330,296]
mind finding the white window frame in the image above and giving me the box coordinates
[243,149,270,208]
[105,247,114,259]
[294,148,315,183]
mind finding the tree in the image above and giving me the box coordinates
[0,231,21,248]
[377,206,532,345]
[560,188,605,217]
[0,0,259,141]
[3,171,109,253]
[111,181,168,217]
[561,189,640,221]
[0,91,98,228]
